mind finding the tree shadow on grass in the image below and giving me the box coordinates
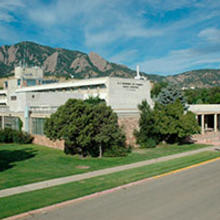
[0,148,37,172]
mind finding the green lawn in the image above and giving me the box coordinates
[0,151,219,219]
[0,143,211,190]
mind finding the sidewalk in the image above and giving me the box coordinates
[0,146,218,198]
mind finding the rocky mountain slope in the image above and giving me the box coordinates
[166,69,220,88]
[0,41,219,88]
[0,41,138,79]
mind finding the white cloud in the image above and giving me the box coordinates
[0,0,24,22]
[110,49,138,64]
[140,48,220,74]
[199,28,220,43]
[27,0,164,48]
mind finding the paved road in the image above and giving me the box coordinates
[21,159,220,220]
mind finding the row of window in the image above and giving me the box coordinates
[1,116,20,130]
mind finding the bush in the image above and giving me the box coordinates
[103,146,129,157]
[0,128,33,144]
[140,138,157,148]
[0,128,14,143]
[13,131,33,144]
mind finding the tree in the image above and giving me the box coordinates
[134,101,159,148]
[157,85,187,109]
[155,101,200,143]
[135,100,200,147]
[44,98,126,157]
[90,103,126,157]
[84,96,105,105]
[184,87,220,104]
[151,82,168,98]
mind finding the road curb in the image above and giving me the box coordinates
[4,156,220,220]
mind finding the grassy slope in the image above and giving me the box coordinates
[0,143,211,190]
[0,151,219,219]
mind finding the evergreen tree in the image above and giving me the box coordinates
[151,81,168,98]
[157,85,187,109]
[135,100,200,147]
[44,98,126,157]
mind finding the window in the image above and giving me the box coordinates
[17,79,21,86]
[4,116,20,130]
[4,81,8,88]
[31,118,46,135]
[11,96,17,101]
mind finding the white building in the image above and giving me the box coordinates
[0,65,153,138]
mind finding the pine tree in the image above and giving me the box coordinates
[157,85,187,109]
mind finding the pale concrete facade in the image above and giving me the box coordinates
[189,104,220,134]
[0,65,153,146]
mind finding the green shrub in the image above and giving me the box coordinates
[0,128,33,144]
[103,146,129,157]
[140,138,157,148]
[0,128,15,143]
[13,131,33,144]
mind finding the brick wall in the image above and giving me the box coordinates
[118,116,139,147]
[33,135,64,150]
[192,132,220,146]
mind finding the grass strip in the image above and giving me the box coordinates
[0,143,211,190]
[0,151,220,219]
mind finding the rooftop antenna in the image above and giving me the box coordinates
[135,65,141,80]
[134,65,146,80]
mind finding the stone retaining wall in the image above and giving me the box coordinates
[192,132,220,146]
[118,116,139,147]
[33,135,65,150]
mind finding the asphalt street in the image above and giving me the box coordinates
[21,159,220,220]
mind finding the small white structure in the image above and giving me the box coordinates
[189,104,220,134]
[134,65,146,81]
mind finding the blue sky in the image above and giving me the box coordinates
[0,0,220,75]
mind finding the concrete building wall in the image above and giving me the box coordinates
[8,93,27,112]
[7,79,18,94]
[107,78,153,112]
[15,66,43,79]
[25,92,83,107]
[8,92,84,112]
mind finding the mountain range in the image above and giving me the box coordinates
[0,41,219,88]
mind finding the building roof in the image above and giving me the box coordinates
[15,77,109,93]
[189,104,220,114]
